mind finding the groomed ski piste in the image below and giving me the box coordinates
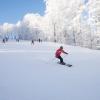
[0,41,100,100]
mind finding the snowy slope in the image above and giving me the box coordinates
[0,41,100,100]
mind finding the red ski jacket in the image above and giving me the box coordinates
[55,48,65,58]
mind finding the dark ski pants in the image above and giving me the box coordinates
[57,56,63,63]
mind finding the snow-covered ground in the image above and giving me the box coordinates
[0,41,100,100]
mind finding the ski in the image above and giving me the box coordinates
[65,64,72,67]
[57,62,72,67]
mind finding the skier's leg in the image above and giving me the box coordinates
[58,56,63,63]
[60,56,63,63]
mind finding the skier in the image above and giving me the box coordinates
[2,38,6,43]
[39,38,41,43]
[31,39,34,45]
[55,46,68,65]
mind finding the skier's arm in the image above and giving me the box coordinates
[64,51,68,54]
[62,50,68,54]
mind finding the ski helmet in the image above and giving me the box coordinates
[60,46,63,49]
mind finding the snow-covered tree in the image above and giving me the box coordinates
[44,0,83,44]
[88,0,100,49]
[0,0,100,49]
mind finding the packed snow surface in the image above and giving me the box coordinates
[0,41,100,100]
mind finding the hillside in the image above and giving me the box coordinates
[0,41,100,100]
